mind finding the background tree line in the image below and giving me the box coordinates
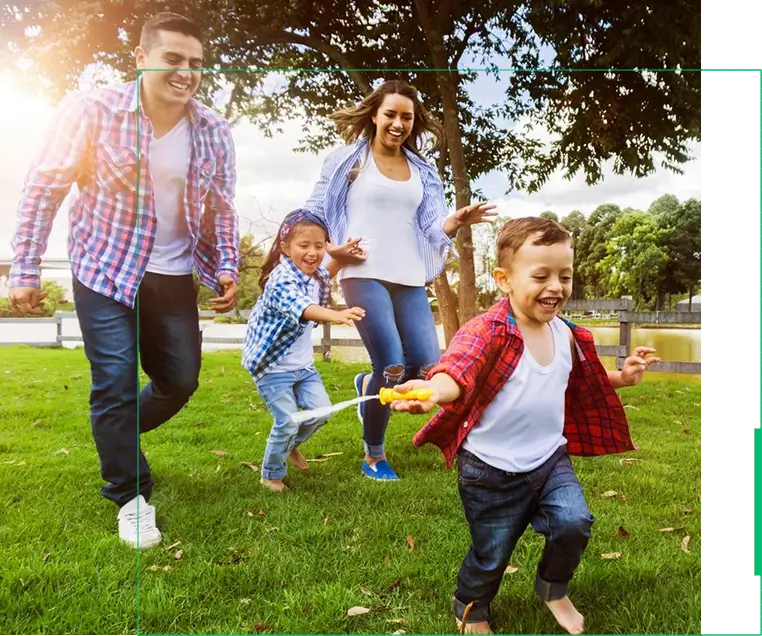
[195,191,699,317]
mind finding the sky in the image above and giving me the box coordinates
[0,69,701,260]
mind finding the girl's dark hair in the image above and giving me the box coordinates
[328,80,444,157]
[259,210,329,290]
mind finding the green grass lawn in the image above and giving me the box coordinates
[0,347,700,635]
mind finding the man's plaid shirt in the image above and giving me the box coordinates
[413,298,635,468]
[10,80,239,307]
[241,257,331,382]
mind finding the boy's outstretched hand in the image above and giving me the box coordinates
[619,346,661,386]
[389,379,440,414]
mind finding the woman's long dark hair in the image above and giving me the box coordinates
[328,80,444,158]
[258,210,329,291]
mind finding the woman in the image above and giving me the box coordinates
[307,79,496,480]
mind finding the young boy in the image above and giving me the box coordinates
[391,217,659,635]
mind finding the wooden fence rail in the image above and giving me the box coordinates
[0,300,701,374]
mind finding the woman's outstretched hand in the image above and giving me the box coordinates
[454,201,498,227]
[326,236,368,264]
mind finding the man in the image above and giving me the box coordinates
[8,12,239,549]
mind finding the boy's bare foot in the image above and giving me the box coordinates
[288,449,309,471]
[545,596,584,634]
[454,618,494,634]
[260,478,289,493]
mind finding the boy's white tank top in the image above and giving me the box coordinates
[461,317,573,473]
[339,149,426,286]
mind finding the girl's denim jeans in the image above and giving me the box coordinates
[255,367,331,480]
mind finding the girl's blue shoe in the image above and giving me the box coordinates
[362,459,399,480]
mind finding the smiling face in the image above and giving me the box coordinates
[371,93,415,153]
[281,223,328,277]
[134,29,203,110]
[494,233,574,328]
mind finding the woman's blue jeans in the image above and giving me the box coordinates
[340,278,441,458]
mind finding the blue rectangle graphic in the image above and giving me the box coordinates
[702,16,762,68]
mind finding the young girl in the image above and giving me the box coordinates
[241,209,366,493]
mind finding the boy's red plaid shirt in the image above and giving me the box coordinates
[413,298,635,468]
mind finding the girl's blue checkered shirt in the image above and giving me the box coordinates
[241,256,331,381]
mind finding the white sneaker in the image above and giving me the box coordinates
[117,495,162,549]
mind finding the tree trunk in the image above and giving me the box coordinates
[414,0,478,324]
[434,138,460,344]
[433,273,459,344]
[688,286,693,312]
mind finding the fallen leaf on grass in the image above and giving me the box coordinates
[682,508,694,515]
[43,552,51,562]
[54,448,70,456]
[149,565,160,572]
[600,490,618,498]
[173,549,183,561]
[347,606,371,617]
[253,622,269,632]
[659,527,681,533]
[618,458,641,466]
[504,565,519,575]
[681,535,691,553]
[617,526,630,539]
[388,577,402,591]
[246,510,255,517]
[240,598,253,605]
[406,536,415,551]
[266,527,279,533]
[392,630,406,634]
[166,541,181,551]
[210,449,229,456]
[162,565,171,572]
[461,601,475,632]
[219,397,234,404]
[240,462,259,471]
[360,587,373,596]
[259,509,265,516]
[323,517,329,525]
[600,552,622,560]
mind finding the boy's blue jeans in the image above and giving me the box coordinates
[452,445,595,624]
[339,278,441,458]
[255,367,331,480]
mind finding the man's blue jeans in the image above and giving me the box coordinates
[72,273,201,507]
[255,367,331,480]
[452,446,595,623]
[340,278,441,458]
